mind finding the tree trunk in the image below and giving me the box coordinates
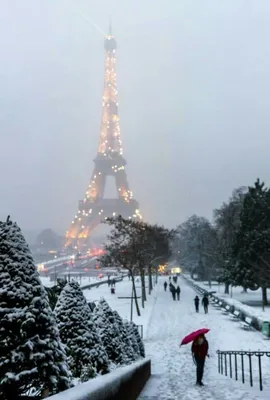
[140,271,147,308]
[148,265,153,295]
[207,267,212,288]
[143,271,147,301]
[224,283,229,294]
[131,274,140,316]
[262,286,268,309]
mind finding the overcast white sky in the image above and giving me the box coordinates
[1,0,270,234]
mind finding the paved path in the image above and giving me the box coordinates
[139,277,269,400]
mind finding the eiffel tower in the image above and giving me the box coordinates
[65,25,142,248]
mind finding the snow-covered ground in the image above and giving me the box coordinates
[83,276,158,331]
[195,281,270,316]
[186,276,270,323]
[40,273,156,344]
[139,276,270,400]
[41,274,270,399]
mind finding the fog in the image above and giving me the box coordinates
[1,0,270,235]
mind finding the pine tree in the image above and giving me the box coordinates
[232,180,270,306]
[113,311,136,364]
[124,320,140,359]
[213,186,247,293]
[93,298,124,365]
[0,217,71,399]
[130,322,145,358]
[54,281,109,379]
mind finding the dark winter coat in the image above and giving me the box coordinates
[194,297,199,306]
[192,339,209,360]
[176,286,181,294]
[164,282,168,288]
[202,296,209,306]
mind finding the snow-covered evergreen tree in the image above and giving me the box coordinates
[131,322,145,358]
[113,310,136,364]
[54,281,109,379]
[232,180,270,306]
[213,186,247,293]
[93,298,124,365]
[0,217,71,399]
[124,320,140,359]
[176,215,219,280]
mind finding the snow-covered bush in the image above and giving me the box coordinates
[113,310,136,364]
[93,298,124,365]
[124,320,140,359]
[131,321,145,358]
[0,217,71,399]
[54,281,109,380]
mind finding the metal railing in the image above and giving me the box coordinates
[217,350,270,391]
[81,276,124,290]
[182,275,265,335]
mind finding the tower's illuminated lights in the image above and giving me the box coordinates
[65,25,141,247]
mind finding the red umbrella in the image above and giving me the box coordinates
[180,328,210,346]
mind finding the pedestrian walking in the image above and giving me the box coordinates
[164,281,168,291]
[171,285,176,301]
[191,334,209,386]
[176,285,181,300]
[169,276,171,282]
[194,296,199,313]
[202,294,209,314]
[108,279,111,287]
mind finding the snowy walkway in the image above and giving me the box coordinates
[139,277,270,400]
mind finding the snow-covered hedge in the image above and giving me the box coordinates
[54,282,109,380]
[48,358,151,400]
[0,217,72,398]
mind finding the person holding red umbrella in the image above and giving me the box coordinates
[191,334,209,386]
[180,328,210,386]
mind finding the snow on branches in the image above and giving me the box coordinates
[113,310,136,364]
[93,298,125,366]
[54,281,109,380]
[93,299,145,367]
[0,218,71,398]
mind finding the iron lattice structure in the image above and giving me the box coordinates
[66,27,142,248]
